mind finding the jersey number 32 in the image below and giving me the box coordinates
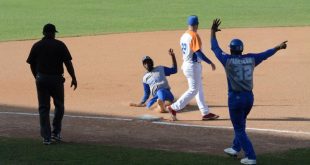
[234,65,253,81]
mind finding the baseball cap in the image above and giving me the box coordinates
[187,15,199,26]
[142,56,152,63]
[43,23,58,33]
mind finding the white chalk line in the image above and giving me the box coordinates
[0,111,132,121]
[153,122,310,136]
[1,111,310,136]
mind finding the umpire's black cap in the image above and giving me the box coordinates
[43,23,58,33]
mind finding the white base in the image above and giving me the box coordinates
[136,114,162,121]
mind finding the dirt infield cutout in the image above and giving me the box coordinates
[0,27,310,154]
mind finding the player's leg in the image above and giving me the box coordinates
[147,96,159,110]
[156,89,174,113]
[194,64,209,115]
[241,92,256,160]
[156,89,166,112]
[193,65,219,120]
[36,75,52,143]
[171,64,199,111]
[228,94,242,153]
[50,76,65,140]
[244,94,254,118]
[229,92,256,160]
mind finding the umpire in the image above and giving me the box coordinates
[27,23,77,145]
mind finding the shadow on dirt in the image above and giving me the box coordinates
[0,104,309,155]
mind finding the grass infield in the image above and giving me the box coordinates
[0,137,309,165]
[0,0,309,41]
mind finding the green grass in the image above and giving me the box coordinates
[0,0,309,41]
[0,137,309,165]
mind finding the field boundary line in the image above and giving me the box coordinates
[152,121,310,136]
[0,111,132,121]
[1,111,309,136]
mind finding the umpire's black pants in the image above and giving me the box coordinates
[36,73,65,139]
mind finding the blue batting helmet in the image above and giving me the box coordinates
[187,15,199,26]
[229,39,244,52]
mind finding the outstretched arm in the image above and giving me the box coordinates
[129,83,149,107]
[253,41,288,66]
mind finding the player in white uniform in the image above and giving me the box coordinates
[166,15,219,121]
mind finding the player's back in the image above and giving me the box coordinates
[28,38,71,75]
[225,55,256,92]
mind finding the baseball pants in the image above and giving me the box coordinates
[36,73,65,139]
[146,88,174,108]
[228,91,256,160]
[171,62,209,115]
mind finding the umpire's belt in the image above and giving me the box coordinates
[37,73,64,78]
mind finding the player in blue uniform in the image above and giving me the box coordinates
[210,19,287,165]
[130,49,177,113]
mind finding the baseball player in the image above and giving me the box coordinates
[130,49,177,113]
[210,19,287,165]
[166,15,219,121]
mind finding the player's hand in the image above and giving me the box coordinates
[210,63,216,71]
[129,102,146,107]
[279,40,288,49]
[211,19,221,32]
[275,40,288,51]
[71,78,77,90]
[168,48,175,56]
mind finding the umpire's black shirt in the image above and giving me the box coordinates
[27,37,72,75]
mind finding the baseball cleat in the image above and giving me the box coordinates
[202,113,219,120]
[51,133,62,142]
[240,157,256,165]
[43,138,51,145]
[224,148,238,157]
[166,106,177,121]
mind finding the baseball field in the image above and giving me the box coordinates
[1,0,310,164]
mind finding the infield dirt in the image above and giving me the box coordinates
[0,27,309,154]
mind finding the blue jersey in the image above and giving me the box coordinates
[141,66,177,103]
[211,37,277,92]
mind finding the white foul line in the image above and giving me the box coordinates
[0,111,132,121]
[1,111,310,136]
[152,121,310,136]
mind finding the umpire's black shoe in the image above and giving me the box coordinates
[51,133,62,142]
[43,138,51,145]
